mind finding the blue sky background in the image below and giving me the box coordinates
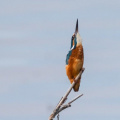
[0,0,120,120]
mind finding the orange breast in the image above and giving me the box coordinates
[66,44,84,82]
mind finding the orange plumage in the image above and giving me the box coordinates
[65,19,84,92]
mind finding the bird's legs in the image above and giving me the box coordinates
[72,68,84,84]
[73,78,77,83]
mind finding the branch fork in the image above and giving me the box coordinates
[49,68,85,120]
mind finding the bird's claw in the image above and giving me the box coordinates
[73,78,76,83]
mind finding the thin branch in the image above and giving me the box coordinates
[68,94,83,104]
[57,114,59,120]
[56,94,83,114]
[49,68,85,120]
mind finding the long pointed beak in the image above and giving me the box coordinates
[75,19,78,34]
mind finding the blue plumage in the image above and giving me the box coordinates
[66,50,72,65]
[66,37,77,65]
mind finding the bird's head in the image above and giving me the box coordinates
[66,19,82,65]
[70,19,82,50]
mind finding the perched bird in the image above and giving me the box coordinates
[66,19,84,92]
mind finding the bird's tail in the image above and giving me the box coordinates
[73,77,81,92]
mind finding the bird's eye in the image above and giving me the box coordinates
[72,34,75,40]
[72,36,74,40]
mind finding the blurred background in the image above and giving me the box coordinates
[0,0,120,120]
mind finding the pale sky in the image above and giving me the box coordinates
[0,0,120,120]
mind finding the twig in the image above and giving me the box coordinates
[49,68,85,120]
[57,94,83,114]
[57,114,59,120]
[68,94,83,104]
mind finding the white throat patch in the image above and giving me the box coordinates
[76,32,82,46]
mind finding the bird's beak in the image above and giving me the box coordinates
[75,19,78,34]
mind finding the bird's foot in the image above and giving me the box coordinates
[73,78,77,83]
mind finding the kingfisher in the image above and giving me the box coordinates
[65,19,84,92]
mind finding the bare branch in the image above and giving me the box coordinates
[49,68,85,120]
[57,94,83,114]
[68,94,83,104]
[57,114,59,120]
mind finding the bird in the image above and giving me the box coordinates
[65,19,84,92]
